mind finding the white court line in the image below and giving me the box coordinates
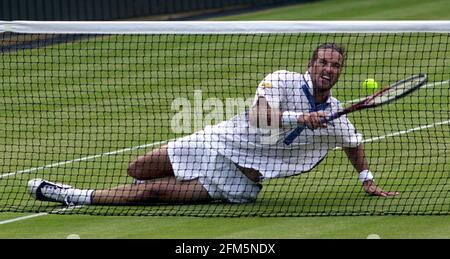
[333,119,450,150]
[0,213,48,225]
[0,206,84,225]
[0,140,169,179]
[363,119,450,143]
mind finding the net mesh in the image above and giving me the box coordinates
[0,22,449,216]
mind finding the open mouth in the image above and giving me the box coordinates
[320,74,332,84]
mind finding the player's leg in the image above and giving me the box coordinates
[127,145,174,180]
[27,141,215,205]
[27,177,212,205]
[92,177,211,204]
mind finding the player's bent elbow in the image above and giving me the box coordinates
[248,108,259,127]
[248,104,277,128]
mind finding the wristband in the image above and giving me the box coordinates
[281,111,303,126]
[359,170,374,184]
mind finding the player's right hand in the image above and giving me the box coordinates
[363,180,400,197]
[299,111,328,130]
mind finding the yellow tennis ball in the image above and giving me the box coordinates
[362,78,379,91]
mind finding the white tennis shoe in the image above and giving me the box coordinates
[28,178,75,205]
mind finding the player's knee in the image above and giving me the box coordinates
[127,159,143,179]
[128,157,162,179]
[127,150,173,179]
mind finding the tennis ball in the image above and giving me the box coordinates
[362,78,379,91]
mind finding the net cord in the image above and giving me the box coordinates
[1,20,450,34]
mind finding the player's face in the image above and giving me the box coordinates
[308,48,344,93]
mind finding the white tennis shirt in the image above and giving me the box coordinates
[202,70,363,180]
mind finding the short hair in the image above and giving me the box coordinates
[309,43,346,67]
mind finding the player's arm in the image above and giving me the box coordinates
[248,97,280,129]
[248,97,327,129]
[343,144,399,197]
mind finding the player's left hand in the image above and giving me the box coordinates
[363,180,400,197]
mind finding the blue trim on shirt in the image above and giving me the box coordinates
[301,83,330,112]
[282,81,331,144]
[301,83,315,108]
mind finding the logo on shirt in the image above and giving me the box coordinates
[262,81,272,88]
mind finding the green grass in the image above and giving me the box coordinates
[1,213,449,238]
[214,0,450,20]
[1,0,450,238]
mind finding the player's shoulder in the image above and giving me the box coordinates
[267,70,302,77]
[264,70,303,82]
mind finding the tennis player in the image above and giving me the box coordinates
[28,43,399,206]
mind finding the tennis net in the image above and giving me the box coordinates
[1,21,449,216]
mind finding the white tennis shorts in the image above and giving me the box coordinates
[167,131,262,203]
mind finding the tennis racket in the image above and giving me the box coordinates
[283,74,428,145]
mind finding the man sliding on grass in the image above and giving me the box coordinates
[28,43,399,206]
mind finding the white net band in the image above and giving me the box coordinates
[1,20,450,34]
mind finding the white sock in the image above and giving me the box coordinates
[68,189,94,205]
